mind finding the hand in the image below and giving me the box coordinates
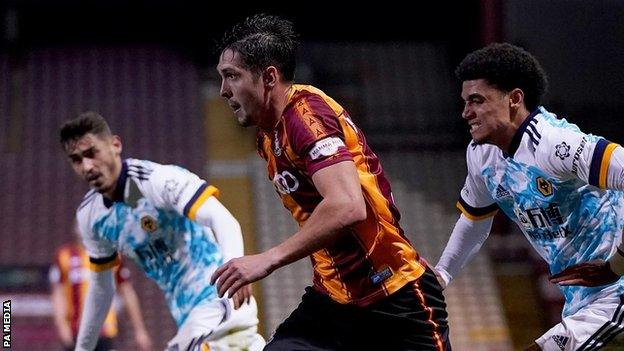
[211,253,274,299]
[431,266,448,290]
[231,284,252,309]
[134,329,153,351]
[549,260,620,287]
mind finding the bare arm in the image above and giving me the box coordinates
[117,282,152,351]
[211,160,366,298]
[51,283,74,348]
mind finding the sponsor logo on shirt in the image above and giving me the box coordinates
[536,177,553,197]
[571,137,587,176]
[551,335,569,351]
[308,137,345,160]
[163,179,190,206]
[272,130,282,157]
[273,170,300,194]
[555,142,571,160]
[514,204,570,240]
[495,185,511,199]
[370,266,393,285]
[140,215,158,233]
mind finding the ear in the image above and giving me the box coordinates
[262,66,279,88]
[509,88,524,109]
[111,135,123,155]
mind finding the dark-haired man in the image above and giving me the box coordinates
[212,13,450,351]
[60,111,264,351]
[434,43,624,350]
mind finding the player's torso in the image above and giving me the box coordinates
[257,86,424,305]
[86,193,221,325]
[474,116,624,314]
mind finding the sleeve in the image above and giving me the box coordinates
[456,144,498,220]
[75,269,115,351]
[435,214,494,286]
[132,161,219,222]
[536,127,622,189]
[286,94,353,176]
[192,196,245,262]
[76,209,119,272]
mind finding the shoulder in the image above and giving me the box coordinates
[126,158,157,182]
[533,111,587,163]
[465,141,500,173]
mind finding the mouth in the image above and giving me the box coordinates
[469,121,482,133]
[228,102,241,113]
[86,173,101,184]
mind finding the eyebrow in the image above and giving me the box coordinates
[465,93,484,100]
[68,145,95,158]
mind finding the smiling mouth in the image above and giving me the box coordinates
[469,122,481,132]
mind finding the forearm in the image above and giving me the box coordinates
[119,284,148,334]
[608,244,624,275]
[51,286,73,344]
[267,195,365,271]
[193,197,244,262]
[435,214,493,286]
[75,270,115,351]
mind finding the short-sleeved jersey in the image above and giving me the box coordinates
[76,158,222,326]
[49,243,128,337]
[458,107,624,316]
[256,84,425,306]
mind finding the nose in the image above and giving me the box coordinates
[81,157,95,174]
[220,80,231,99]
[461,103,473,120]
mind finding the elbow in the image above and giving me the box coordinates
[341,198,367,225]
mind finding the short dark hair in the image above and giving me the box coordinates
[456,43,548,111]
[219,13,298,81]
[59,111,111,151]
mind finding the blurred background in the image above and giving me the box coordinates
[1,0,623,350]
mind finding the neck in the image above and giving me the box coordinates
[103,159,123,200]
[499,106,532,154]
[258,82,293,132]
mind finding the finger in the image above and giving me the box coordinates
[227,280,245,299]
[549,273,580,283]
[555,279,589,286]
[211,262,230,285]
[245,285,252,304]
[232,292,242,309]
[549,267,583,280]
[218,271,239,298]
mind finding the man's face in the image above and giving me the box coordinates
[65,133,122,196]
[217,49,266,127]
[461,79,512,144]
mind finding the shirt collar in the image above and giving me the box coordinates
[504,108,540,158]
[103,160,128,208]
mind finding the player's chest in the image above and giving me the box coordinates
[261,132,310,196]
[96,201,177,252]
[482,159,580,230]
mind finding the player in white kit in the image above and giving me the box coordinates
[60,111,265,351]
[433,43,624,350]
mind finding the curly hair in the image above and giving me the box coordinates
[456,43,548,111]
[219,13,298,81]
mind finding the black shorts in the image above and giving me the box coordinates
[265,266,451,351]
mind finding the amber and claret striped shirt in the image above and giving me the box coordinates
[49,244,128,338]
[257,84,426,306]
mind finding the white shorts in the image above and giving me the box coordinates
[166,297,265,351]
[536,294,624,351]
